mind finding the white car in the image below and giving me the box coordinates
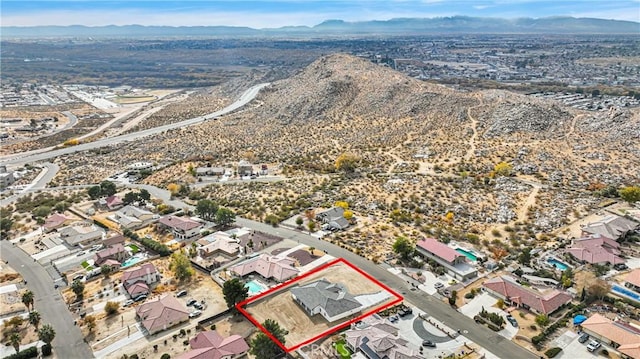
[586,340,601,352]
[189,310,202,318]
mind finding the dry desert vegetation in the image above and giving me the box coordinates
[45,53,639,260]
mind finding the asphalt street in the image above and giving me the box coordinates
[0,241,94,359]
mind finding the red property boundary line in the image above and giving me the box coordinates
[235,257,404,352]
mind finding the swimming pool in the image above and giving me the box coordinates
[456,248,478,261]
[121,254,145,268]
[612,285,640,302]
[547,258,569,271]
[245,279,269,296]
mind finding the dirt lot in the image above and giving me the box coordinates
[243,261,397,348]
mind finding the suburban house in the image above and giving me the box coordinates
[237,160,253,176]
[102,234,126,248]
[43,213,73,232]
[483,275,572,315]
[581,215,639,240]
[94,243,130,266]
[625,269,640,292]
[58,223,105,247]
[122,263,160,298]
[98,195,124,210]
[177,330,250,359]
[415,237,477,281]
[0,165,15,189]
[315,207,350,230]
[136,295,189,335]
[229,254,299,282]
[110,205,155,229]
[291,279,362,322]
[345,315,421,359]
[195,167,226,177]
[158,215,203,241]
[196,232,240,259]
[565,234,625,265]
[580,313,640,359]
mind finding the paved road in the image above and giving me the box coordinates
[234,217,537,359]
[1,83,270,167]
[0,241,94,359]
[1,163,60,207]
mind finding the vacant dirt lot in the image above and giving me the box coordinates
[243,261,397,348]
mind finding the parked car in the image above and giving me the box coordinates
[186,298,197,306]
[422,340,436,348]
[133,294,147,302]
[193,302,204,310]
[586,340,601,352]
[176,290,187,297]
[578,333,589,343]
[434,282,444,289]
[72,274,85,282]
[189,310,202,318]
[506,315,518,328]
[614,263,628,271]
[388,315,399,323]
[123,299,134,307]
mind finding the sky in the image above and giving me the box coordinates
[1,0,639,27]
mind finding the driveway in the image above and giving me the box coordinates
[0,241,94,359]
[459,292,518,339]
[554,330,599,359]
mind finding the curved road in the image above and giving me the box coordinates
[1,83,269,167]
[0,241,93,359]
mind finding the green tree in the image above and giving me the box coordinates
[195,199,218,222]
[307,220,316,232]
[169,251,194,282]
[33,206,52,218]
[295,217,304,227]
[99,180,117,197]
[84,315,96,333]
[588,279,610,301]
[0,215,13,235]
[22,290,34,312]
[104,301,120,316]
[6,316,24,330]
[448,290,458,306]
[54,201,70,213]
[392,237,414,261]
[222,278,249,312]
[28,311,41,330]
[123,191,139,205]
[535,314,550,327]
[38,324,56,346]
[619,186,640,203]
[88,185,102,199]
[101,264,114,279]
[71,279,85,299]
[139,189,151,203]
[215,207,235,227]
[250,319,288,359]
[518,247,531,266]
[9,332,21,354]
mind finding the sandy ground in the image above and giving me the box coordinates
[244,261,397,348]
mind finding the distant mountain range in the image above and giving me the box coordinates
[2,16,639,38]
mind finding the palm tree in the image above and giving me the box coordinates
[29,311,41,330]
[21,290,34,312]
[9,332,21,354]
[38,324,56,347]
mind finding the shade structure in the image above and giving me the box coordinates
[573,315,587,325]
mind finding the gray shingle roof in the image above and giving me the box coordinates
[291,278,361,318]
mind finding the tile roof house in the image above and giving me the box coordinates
[291,279,362,322]
[566,234,625,265]
[580,313,640,359]
[111,205,155,229]
[229,254,299,282]
[416,237,477,281]
[345,315,421,359]
[158,215,203,241]
[177,330,249,359]
[483,275,572,315]
[94,243,130,266]
[582,215,639,240]
[196,232,240,258]
[136,295,189,335]
[58,223,105,247]
[98,195,124,210]
[625,269,640,292]
[122,263,160,297]
[43,213,72,232]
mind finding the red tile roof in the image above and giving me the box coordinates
[625,269,640,288]
[158,215,202,231]
[483,275,572,314]
[177,331,249,359]
[43,213,70,230]
[122,263,157,282]
[416,237,464,263]
[136,295,188,334]
[581,314,640,349]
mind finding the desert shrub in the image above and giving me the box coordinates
[465,292,475,299]
[160,355,171,359]
[41,344,53,356]
[544,347,562,358]
[3,346,38,359]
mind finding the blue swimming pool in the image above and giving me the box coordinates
[121,255,145,268]
[612,285,640,302]
[547,258,569,271]
[456,248,478,261]
[245,280,269,296]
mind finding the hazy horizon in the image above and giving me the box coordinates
[2,0,639,28]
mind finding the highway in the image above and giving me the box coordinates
[1,83,270,167]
